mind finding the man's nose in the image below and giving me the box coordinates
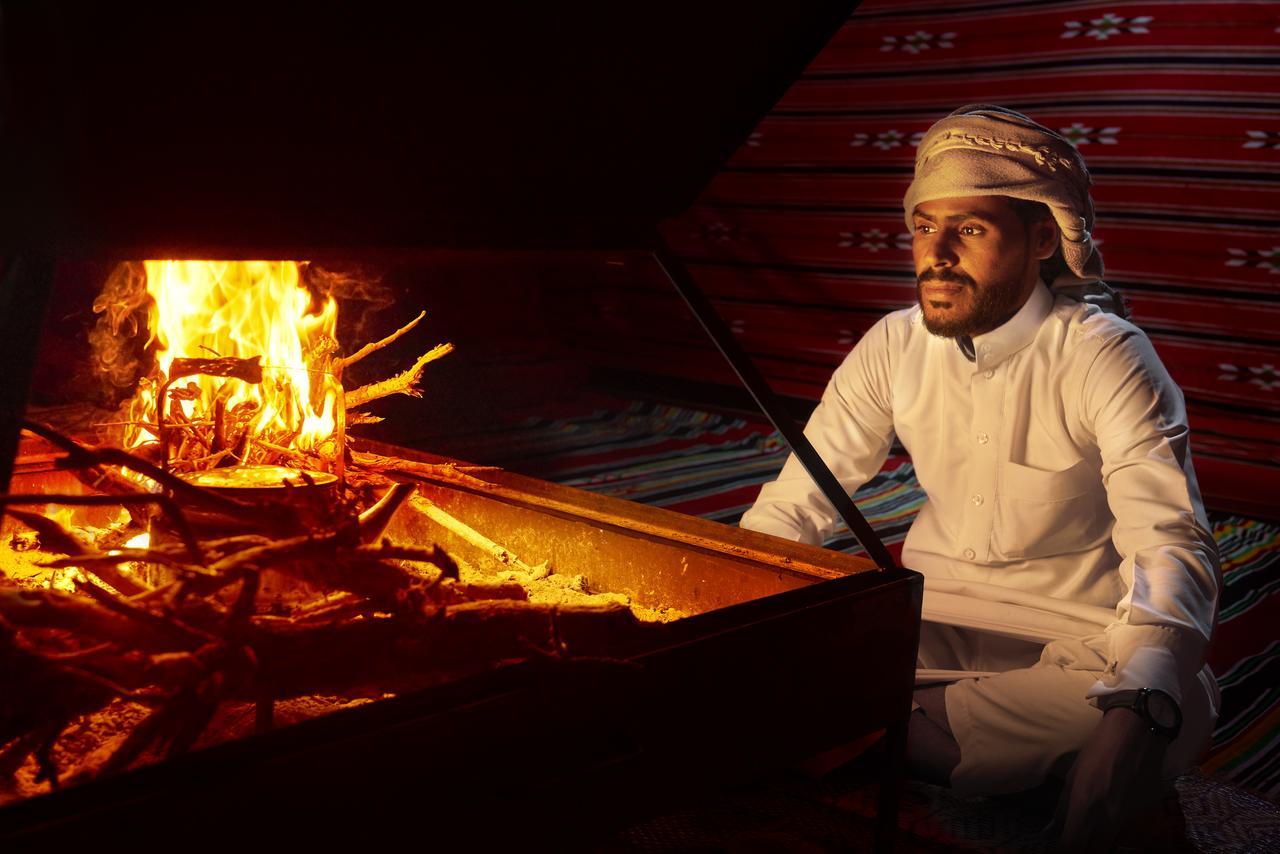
[925,233,958,268]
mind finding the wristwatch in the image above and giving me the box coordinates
[1096,688,1182,740]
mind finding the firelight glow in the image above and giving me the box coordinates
[124,260,340,454]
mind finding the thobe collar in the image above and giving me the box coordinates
[966,280,1053,371]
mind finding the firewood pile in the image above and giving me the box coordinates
[0,304,657,800]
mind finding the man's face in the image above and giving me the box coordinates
[910,195,1052,338]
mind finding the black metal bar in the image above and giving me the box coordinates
[0,254,57,494]
[651,239,897,572]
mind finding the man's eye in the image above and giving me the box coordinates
[961,225,984,236]
[915,224,935,234]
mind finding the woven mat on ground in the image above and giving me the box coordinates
[605,769,1280,853]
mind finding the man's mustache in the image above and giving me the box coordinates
[918,269,975,287]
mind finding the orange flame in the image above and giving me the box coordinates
[124,261,340,456]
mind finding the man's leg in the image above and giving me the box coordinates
[906,684,960,785]
[944,660,1102,796]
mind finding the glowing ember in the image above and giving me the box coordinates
[123,260,340,464]
[123,531,151,550]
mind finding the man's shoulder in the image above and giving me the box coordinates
[1042,295,1171,384]
[1046,294,1146,350]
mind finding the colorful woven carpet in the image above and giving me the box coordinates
[490,398,1280,803]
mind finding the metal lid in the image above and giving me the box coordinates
[179,465,337,492]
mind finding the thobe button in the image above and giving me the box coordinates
[976,432,989,444]
[971,493,984,506]
[962,548,976,560]
[984,369,994,379]
[980,343,992,354]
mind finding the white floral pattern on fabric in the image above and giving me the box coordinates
[1243,130,1280,149]
[1062,13,1152,40]
[1059,123,1121,146]
[1218,363,1280,392]
[861,228,889,251]
[850,129,908,150]
[839,228,908,252]
[881,30,956,54]
[1226,247,1280,273]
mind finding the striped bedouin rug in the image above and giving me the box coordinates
[477,398,1280,806]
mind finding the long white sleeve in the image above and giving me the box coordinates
[1079,330,1221,705]
[740,314,898,545]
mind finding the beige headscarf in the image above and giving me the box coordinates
[903,104,1127,316]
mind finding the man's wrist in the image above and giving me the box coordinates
[1096,688,1182,740]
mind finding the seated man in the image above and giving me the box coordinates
[741,105,1220,850]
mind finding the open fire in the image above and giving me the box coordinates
[123,260,341,470]
[2,261,683,803]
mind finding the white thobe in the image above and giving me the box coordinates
[741,282,1220,709]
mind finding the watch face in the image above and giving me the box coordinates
[1146,690,1180,729]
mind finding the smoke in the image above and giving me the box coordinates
[88,262,155,401]
[301,263,398,378]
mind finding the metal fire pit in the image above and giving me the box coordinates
[0,437,920,849]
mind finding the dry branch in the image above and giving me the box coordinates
[344,342,454,410]
[336,310,425,371]
[350,451,498,490]
[3,508,90,556]
[409,495,550,578]
[345,411,385,426]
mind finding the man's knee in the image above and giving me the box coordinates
[913,684,953,737]
[906,691,960,786]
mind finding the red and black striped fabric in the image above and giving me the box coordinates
[563,0,1280,516]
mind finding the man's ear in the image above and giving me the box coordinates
[1032,217,1059,260]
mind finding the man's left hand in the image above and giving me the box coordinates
[1054,706,1169,852]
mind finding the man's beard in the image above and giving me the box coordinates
[916,268,1027,338]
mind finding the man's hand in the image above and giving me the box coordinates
[1053,707,1169,852]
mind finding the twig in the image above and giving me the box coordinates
[3,507,90,556]
[407,495,549,577]
[75,576,216,647]
[349,451,498,489]
[23,419,299,539]
[344,343,454,410]
[336,310,425,372]
[1,493,204,565]
[26,420,257,514]
[39,549,214,578]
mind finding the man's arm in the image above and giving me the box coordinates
[740,315,898,545]
[1060,326,1219,851]
[1080,327,1220,706]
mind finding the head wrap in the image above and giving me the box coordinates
[903,104,1126,316]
